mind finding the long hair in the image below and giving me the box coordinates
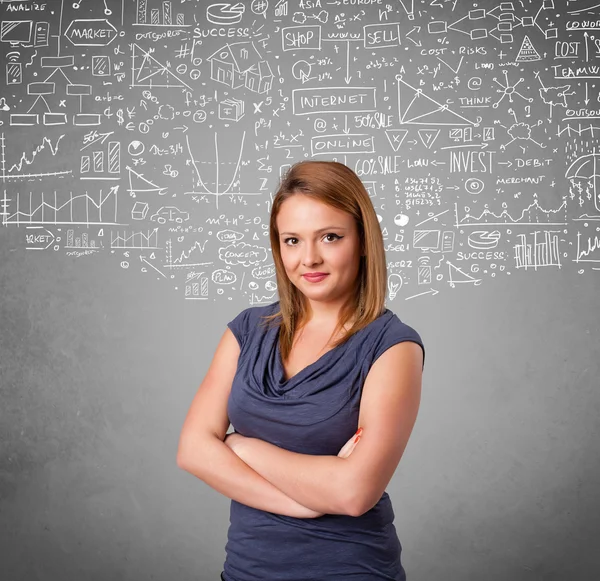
[259,160,388,361]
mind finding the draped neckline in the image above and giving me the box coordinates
[274,308,391,386]
[276,331,342,384]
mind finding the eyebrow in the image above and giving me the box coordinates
[280,227,348,236]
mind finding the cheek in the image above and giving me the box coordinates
[328,246,359,267]
[280,250,296,269]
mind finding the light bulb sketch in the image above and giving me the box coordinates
[387,273,403,300]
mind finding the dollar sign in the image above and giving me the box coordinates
[116,108,124,125]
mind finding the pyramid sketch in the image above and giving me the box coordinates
[397,77,475,126]
[516,35,541,62]
[132,44,192,89]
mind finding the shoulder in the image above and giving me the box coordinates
[226,300,280,348]
[369,310,425,369]
[229,299,279,323]
[384,310,424,345]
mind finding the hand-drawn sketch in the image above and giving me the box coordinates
[0,0,594,299]
[208,41,274,94]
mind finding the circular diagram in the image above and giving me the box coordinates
[465,178,484,195]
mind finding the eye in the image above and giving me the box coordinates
[282,233,343,246]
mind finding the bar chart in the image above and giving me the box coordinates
[65,228,102,249]
[135,0,186,26]
[80,141,121,180]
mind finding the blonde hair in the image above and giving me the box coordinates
[260,160,388,361]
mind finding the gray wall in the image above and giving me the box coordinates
[1,0,599,580]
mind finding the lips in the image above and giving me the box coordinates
[303,273,329,282]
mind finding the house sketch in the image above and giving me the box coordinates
[208,41,274,94]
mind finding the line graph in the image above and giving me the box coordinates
[111,228,160,249]
[0,133,72,180]
[454,200,568,227]
[1,186,119,226]
[165,238,213,268]
[574,232,600,263]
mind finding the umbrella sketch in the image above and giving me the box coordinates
[565,151,600,215]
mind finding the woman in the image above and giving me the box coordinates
[177,160,425,581]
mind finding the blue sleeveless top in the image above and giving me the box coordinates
[223,300,425,581]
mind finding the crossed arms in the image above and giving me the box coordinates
[177,328,423,518]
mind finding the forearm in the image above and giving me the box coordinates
[177,436,322,518]
[235,438,352,515]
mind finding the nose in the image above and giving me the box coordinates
[301,240,322,266]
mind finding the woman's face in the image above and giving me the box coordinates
[276,194,363,308]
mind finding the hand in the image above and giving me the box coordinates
[310,428,363,519]
[337,427,362,459]
[224,432,324,519]
[223,429,362,520]
[226,429,363,460]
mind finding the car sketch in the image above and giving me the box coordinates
[150,206,190,224]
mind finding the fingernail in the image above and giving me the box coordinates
[353,435,361,443]
[356,427,363,436]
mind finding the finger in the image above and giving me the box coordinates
[339,429,362,454]
[337,434,357,457]
[338,434,361,458]
[347,435,361,456]
[338,436,353,453]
